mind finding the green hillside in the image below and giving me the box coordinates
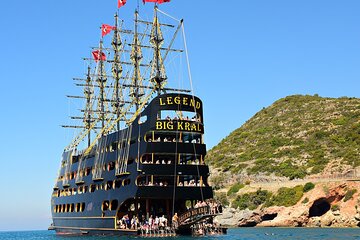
[207,95,360,184]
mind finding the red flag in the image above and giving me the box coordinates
[143,0,170,4]
[101,24,115,37]
[118,0,127,8]
[92,50,107,62]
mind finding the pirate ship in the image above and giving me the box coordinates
[50,0,224,236]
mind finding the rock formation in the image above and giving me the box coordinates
[216,182,360,228]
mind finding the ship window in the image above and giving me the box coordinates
[75,203,80,212]
[113,179,122,189]
[80,202,85,212]
[123,179,130,186]
[139,115,147,124]
[127,158,134,165]
[85,167,91,176]
[110,200,118,211]
[72,155,79,164]
[107,162,115,171]
[110,142,118,152]
[62,204,66,213]
[159,110,200,121]
[78,186,84,194]
[89,184,96,193]
[66,204,70,212]
[105,181,112,191]
[70,204,74,212]
[53,206,56,213]
[102,201,109,211]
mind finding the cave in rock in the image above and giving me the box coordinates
[309,198,331,217]
[262,213,278,221]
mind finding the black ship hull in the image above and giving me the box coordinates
[51,93,217,236]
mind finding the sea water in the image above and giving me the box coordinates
[1,228,360,240]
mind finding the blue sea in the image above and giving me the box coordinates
[1,228,360,240]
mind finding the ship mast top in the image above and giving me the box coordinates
[111,13,124,131]
[150,5,167,96]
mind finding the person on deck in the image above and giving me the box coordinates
[172,213,178,229]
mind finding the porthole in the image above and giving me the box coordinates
[123,179,130,186]
[85,167,91,176]
[113,179,121,189]
[70,203,74,212]
[105,181,112,191]
[89,184,96,193]
[80,202,85,212]
[107,162,115,171]
[102,201,109,211]
[75,203,80,212]
[110,200,118,211]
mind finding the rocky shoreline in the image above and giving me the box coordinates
[215,182,360,228]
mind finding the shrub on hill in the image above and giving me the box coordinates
[231,189,272,210]
[303,182,315,192]
[344,189,357,202]
[227,183,245,196]
[266,185,304,207]
[214,192,229,207]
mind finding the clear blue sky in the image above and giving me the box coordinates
[0,0,359,231]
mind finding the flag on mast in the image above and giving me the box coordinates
[92,50,107,62]
[101,24,115,37]
[118,0,127,8]
[143,0,171,4]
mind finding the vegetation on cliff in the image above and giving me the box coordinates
[230,184,309,210]
[207,95,360,184]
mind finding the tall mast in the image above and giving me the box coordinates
[150,6,167,95]
[130,10,144,111]
[84,66,93,147]
[111,13,124,131]
[96,40,107,130]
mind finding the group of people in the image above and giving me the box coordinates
[193,199,223,215]
[116,199,224,236]
[142,159,202,165]
[163,115,201,122]
[142,159,173,164]
[138,180,169,187]
[148,136,201,144]
[117,214,172,232]
[178,179,204,187]
[192,220,223,236]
